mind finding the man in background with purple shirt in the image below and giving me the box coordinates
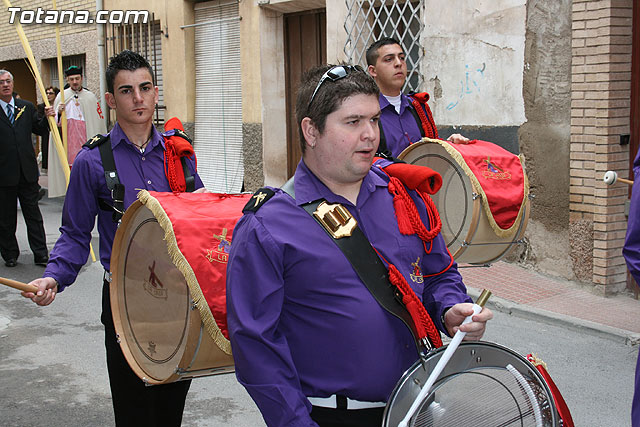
[226,64,492,427]
[366,38,469,157]
[623,148,640,427]
[21,50,203,426]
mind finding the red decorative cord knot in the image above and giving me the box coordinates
[164,117,195,193]
[388,263,442,348]
[388,176,441,242]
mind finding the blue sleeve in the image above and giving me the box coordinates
[44,149,100,290]
[226,214,317,427]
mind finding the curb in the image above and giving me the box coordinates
[467,286,640,346]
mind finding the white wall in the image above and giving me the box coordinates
[421,0,527,126]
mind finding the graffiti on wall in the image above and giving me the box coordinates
[446,63,486,110]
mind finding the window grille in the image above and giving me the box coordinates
[106,18,164,127]
[343,0,424,92]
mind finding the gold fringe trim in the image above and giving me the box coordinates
[137,190,232,355]
[420,137,530,238]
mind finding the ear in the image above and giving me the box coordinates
[301,117,318,149]
[105,92,116,109]
[154,86,159,105]
[367,64,377,79]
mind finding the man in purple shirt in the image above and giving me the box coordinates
[226,64,492,427]
[623,149,640,427]
[21,51,203,426]
[366,38,469,157]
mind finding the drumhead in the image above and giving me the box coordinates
[398,142,475,255]
[112,202,192,382]
[383,341,559,427]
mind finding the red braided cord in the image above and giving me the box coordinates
[163,142,183,193]
[388,264,443,348]
[388,177,441,242]
[410,98,438,139]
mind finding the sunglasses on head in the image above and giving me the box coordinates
[308,65,364,108]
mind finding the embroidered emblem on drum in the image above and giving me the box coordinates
[482,156,511,180]
[143,260,168,300]
[206,228,231,264]
[410,257,424,283]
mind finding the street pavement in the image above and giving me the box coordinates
[0,184,638,426]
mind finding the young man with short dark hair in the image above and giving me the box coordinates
[366,37,469,157]
[23,50,203,426]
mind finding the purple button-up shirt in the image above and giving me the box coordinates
[623,150,640,427]
[226,160,471,427]
[379,93,425,157]
[45,123,203,290]
[624,149,640,285]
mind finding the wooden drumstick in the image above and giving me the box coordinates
[0,277,38,293]
[603,170,634,186]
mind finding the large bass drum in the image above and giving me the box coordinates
[398,140,529,265]
[110,191,250,384]
[383,342,560,427]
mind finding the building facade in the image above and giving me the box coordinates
[2,0,638,294]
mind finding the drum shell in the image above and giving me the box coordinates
[110,199,234,385]
[382,341,560,427]
[398,141,529,265]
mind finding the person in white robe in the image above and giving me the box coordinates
[48,66,106,198]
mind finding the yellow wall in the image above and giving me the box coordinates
[239,0,262,124]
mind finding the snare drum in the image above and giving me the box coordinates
[398,140,529,265]
[110,191,250,384]
[383,342,560,426]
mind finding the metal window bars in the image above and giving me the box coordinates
[343,0,425,92]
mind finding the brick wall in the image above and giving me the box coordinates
[0,0,97,47]
[571,0,633,294]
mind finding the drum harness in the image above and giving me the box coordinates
[279,167,445,360]
[83,131,196,225]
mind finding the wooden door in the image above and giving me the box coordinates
[284,10,326,179]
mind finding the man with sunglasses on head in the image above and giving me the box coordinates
[22,50,203,426]
[366,38,469,158]
[226,64,492,427]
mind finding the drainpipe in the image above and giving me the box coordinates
[96,0,108,128]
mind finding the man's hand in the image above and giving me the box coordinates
[44,106,55,117]
[443,303,493,340]
[21,277,58,306]
[447,133,471,144]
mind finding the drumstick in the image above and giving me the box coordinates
[398,289,492,427]
[603,170,634,186]
[0,276,38,293]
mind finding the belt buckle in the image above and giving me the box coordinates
[313,202,357,239]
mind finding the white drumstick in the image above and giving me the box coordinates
[603,170,634,186]
[398,289,491,427]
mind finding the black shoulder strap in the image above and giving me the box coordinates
[281,179,426,354]
[376,121,389,157]
[407,105,426,138]
[84,134,126,222]
[180,157,195,193]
